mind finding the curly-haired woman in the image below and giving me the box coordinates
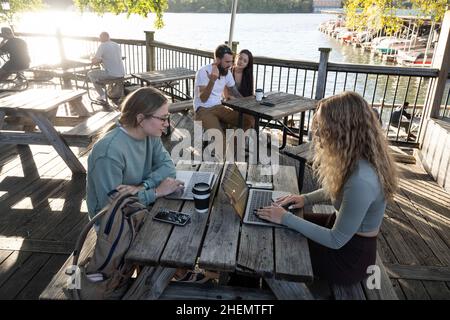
[257,91,398,285]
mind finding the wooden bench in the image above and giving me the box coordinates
[62,110,120,147]
[312,204,398,300]
[169,99,193,113]
[39,228,98,300]
[331,253,399,300]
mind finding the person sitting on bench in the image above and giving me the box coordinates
[88,31,125,102]
[86,87,184,228]
[0,27,30,81]
[257,91,398,285]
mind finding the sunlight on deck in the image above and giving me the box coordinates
[48,198,66,212]
[11,197,33,210]
[80,200,88,213]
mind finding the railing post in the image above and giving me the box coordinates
[224,41,239,54]
[145,31,156,71]
[56,28,66,62]
[315,48,331,100]
[424,11,450,120]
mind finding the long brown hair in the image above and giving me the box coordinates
[311,91,398,200]
[232,49,254,97]
[118,87,167,128]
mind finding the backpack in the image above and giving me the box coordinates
[107,81,124,100]
[67,191,148,300]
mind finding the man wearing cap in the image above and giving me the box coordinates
[87,32,125,102]
[0,27,30,81]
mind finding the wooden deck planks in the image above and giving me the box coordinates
[1,109,450,299]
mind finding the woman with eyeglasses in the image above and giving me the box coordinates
[257,91,398,285]
[86,87,184,223]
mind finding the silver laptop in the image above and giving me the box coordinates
[221,163,290,227]
[166,170,216,200]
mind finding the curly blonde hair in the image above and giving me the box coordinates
[311,91,398,200]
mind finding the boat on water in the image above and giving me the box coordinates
[397,48,434,66]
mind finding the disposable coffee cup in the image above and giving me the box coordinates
[255,89,264,102]
[192,182,211,213]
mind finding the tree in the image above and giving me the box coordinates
[0,0,43,27]
[74,0,169,29]
[344,0,448,35]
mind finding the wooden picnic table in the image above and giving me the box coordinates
[124,161,314,300]
[0,89,119,174]
[131,67,196,102]
[222,92,318,157]
[33,58,94,89]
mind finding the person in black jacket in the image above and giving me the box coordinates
[0,27,30,81]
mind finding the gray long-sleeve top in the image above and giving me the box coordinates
[281,159,386,249]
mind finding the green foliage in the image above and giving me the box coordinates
[74,0,169,28]
[167,0,313,13]
[0,0,43,26]
[344,0,449,35]
[410,0,448,23]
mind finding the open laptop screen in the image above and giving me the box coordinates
[221,163,249,219]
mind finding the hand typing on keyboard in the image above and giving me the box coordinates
[256,203,288,225]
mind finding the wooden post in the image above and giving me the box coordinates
[56,28,66,62]
[224,41,239,54]
[425,11,450,119]
[145,31,156,71]
[420,11,450,144]
[315,47,331,100]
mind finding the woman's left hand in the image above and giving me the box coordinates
[116,184,143,195]
[257,204,288,224]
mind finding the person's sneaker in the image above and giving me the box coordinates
[96,95,106,103]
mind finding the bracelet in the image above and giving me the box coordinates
[154,189,159,198]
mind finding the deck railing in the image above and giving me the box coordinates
[16,31,450,145]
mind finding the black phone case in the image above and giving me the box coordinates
[260,101,275,107]
[153,210,190,226]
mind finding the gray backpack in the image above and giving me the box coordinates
[67,191,148,300]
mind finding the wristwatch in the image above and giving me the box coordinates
[142,181,151,190]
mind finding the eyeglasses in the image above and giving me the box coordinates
[147,114,170,122]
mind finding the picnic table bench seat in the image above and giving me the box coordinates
[169,99,193,113]
[331,253,398,300]
[62,110,120,147]
[312,204,398,300]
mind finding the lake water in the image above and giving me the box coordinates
[15,11,385,65]
[13,10,445,119]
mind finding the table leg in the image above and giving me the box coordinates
[0,111,5,129]
[170,84,175,103]
[185,78,190,98]
[61,72,73,89]
[68,96,90,117]
[255,115,260,163]
[280,116,288,149]
[27,112,86,174]
[299,111,306,145]
[123,266,176,300]
[238,111,243,128]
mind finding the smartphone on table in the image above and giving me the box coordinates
[153,209,191,226]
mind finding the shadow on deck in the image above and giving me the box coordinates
[0,110,449,300]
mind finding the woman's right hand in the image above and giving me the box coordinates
[274,194,305,210]
[155,178,185,197]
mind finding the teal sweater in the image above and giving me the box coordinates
[86,127,176,219]
[281,160,386,249]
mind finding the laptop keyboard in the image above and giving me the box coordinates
[184,172,212,198]
[247,190,272,222]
